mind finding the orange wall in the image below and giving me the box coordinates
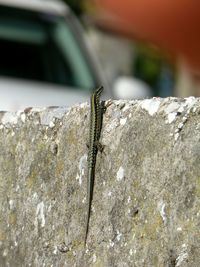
[92,0,200,72]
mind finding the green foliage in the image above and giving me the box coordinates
[134,45,161,88]
[63,0,84,16]
[133,43,175,96]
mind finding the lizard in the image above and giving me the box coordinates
[84,86,104,246]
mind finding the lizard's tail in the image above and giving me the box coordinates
[84,167,95,247]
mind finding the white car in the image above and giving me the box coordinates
[0,0,152,111]
[0,0,109,110]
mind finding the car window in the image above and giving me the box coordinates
[0,6,96,90]
[53,16,95,90]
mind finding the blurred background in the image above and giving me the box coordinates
[0,0,200,110]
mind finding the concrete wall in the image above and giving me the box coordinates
[0,98,199,266]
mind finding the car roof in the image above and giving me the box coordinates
[0,0,68,15]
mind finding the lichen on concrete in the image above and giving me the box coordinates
[0,97,200,266]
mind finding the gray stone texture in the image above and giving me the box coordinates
[0,97,199,267]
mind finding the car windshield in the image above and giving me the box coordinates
[0,6,95,90]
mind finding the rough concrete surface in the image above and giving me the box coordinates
[0,97,199,267]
